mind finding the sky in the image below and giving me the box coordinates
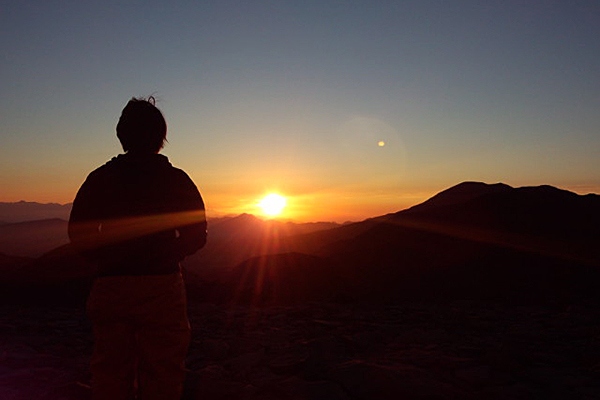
[1,0,599,222]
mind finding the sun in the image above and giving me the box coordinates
[257,193,287,217]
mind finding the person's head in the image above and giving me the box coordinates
[116,96,167,153]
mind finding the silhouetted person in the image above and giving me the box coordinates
[69,97,206,400]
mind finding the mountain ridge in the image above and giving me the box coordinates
[2,181,599,305]
[0,201,72,223]
[196,182,600,305]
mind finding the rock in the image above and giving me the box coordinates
[0,386,22,400]
[262,376,349,400]
[201,339,230,361]
[350,331,389,351]
[228,336,265,356]
[481,383,541,400]
[454,365,492,385]
[226,349,265,379]
[41,381,91,400]
[268,348,308,375]
[245,366,279,388]
[3,344,39,361]
[575,386,600,398]
[302,336,350,379]
[327,360,473,400]
[197,364,226,377]
[186,352,207,370]
[0,367,75,400]
[185,366,252,400]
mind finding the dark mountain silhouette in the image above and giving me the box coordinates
[0,218,69,257]
[191,182,600,305]
[407,181,513,210]
[269,182,599,259]
[0,244,93,305]
[0,214,338,305]
[0,201,72,223]
[191,252,337,305]
[183,214,339,278]
[2,182,599,306]
[0,252,33,275]
[401,182,599,239]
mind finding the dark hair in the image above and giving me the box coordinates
[116,96,167,153]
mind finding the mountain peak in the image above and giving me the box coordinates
[234,213,261,222]
[410,181,513,211]
[447,181,513,193]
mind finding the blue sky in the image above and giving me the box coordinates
[1,0,599,220]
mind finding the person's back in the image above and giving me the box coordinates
[69,97,206,400]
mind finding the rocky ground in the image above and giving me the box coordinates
[1,301,600,399]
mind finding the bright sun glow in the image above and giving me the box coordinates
[257,193,287,217]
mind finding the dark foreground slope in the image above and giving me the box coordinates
[0,244,94,305]
[183,214,339,275]
[0,216,338,305]
[0,219,69,258]
[1,183,600,400]
[3,301,600,400]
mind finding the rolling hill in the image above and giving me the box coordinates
[189,182,600,305]
[0,219,69,257]
[182,214,339,277]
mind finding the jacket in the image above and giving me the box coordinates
[68,153,207,276]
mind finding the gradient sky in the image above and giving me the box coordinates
[1,0,599,222]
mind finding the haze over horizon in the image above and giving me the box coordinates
[2,1,599,222]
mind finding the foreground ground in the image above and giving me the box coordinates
[1,301,599,399]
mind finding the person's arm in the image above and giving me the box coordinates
[68,174,102,259]
[173,172,207,260]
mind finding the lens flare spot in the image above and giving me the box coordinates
[378,140,386,147]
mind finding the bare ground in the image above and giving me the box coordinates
[1,301,600,399]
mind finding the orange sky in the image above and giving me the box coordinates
[2,166,597,223]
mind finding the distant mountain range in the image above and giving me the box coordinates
[0,201,72,223]
[1,182,599,306]
[183,214,340,277]
[0,211,341,304]
[0,212,340,259]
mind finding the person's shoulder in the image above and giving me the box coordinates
[170,167,199,191]
[170,165,192,180]
[161,158,194,182]
[86,156,121,178]
[162,161,201,196]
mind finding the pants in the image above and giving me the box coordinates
[87,272,191,400]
